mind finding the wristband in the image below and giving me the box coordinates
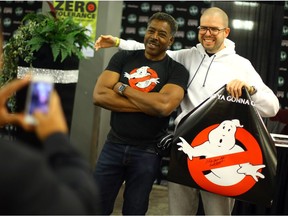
[115,37,120,47]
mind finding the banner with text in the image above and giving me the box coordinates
[51,0,98,57]
[168,86,277,206]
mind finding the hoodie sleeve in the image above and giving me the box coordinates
[251,82,279,118]
[118,39,192,65]
[119,39,144,50]
[249,70,280,118]
[226,54,280,118]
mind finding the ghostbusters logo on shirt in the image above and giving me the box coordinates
[124,66,159,92]
[177,119,266,196]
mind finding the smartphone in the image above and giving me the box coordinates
[24,74,54,125]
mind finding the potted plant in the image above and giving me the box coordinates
[1,11,93,121]
[2,11,93,84]
[1,11,93,141]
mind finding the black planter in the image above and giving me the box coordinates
[15,45,80,146]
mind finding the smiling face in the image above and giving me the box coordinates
[144,19,174,61]
[198,8,230,54]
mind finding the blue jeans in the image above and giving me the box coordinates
[93,141,161,215]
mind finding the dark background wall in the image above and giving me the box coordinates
[0,1,42,42]
[279,1,288,109]
[120,1,209,49]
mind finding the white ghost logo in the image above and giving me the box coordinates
[124,66,159,89]
[177,119,266,186]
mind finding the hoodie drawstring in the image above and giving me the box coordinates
[187,55,206,88]
[202,55,216,87]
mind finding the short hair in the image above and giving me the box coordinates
[201,7,229,27]
[147,12,178,36]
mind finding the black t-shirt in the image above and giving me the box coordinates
[106,50,189,146]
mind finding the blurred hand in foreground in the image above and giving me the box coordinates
[0,78,32,130]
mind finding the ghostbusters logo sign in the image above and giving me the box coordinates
[124,66,159,92]
[177,119,265,196]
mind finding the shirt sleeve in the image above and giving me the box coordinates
[105,50,128,73]
[168,61,189,92]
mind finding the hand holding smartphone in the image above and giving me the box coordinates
[24,74,54,125]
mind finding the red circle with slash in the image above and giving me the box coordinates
[187,124,263,196]
[128,68,158,92]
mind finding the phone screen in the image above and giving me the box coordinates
[25,75,54,124]
[27,82,53,114]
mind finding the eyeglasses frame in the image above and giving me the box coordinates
[197,26,227,35]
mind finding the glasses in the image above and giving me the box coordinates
[197,26,226,35]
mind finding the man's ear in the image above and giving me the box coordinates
[169,36,175,46]
[224,27,231,38]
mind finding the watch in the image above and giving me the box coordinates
[249,86,257,95]
[118,83,128,95]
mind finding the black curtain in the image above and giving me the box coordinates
[212,1,284,93]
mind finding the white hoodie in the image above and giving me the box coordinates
[119,39,279,124]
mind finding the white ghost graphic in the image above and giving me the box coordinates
[177,119,266,186]
[124,66,159,89]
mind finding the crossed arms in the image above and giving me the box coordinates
[93,70,185,117]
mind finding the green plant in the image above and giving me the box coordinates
[1,12,93,85]
[0,12,94,111]
[24,12,93,62]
